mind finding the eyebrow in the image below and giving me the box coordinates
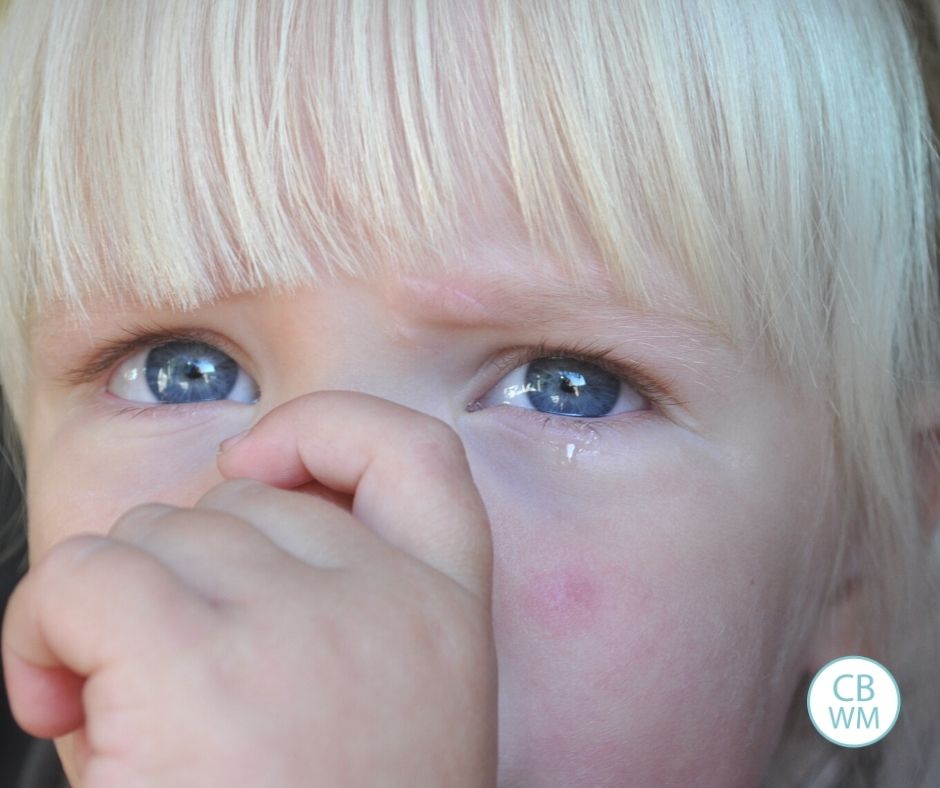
[393,273,732,348]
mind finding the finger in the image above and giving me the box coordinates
[216,391,492,605]
[194,478,382,567]
[1,534,211,738]
[108,499,309,600]
[0,653,84,739]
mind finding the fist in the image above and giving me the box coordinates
[2,391,497,787]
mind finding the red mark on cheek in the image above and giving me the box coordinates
[519,567,602,638]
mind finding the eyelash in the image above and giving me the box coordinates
[472,337,684,435]
[65,327,684,428]
[62,324,254,419]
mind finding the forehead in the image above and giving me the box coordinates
[13,2,710,322]
[28,223,732,379]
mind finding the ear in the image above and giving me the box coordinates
[912,384,940,537]
[803,552,869,672]
[805,385,940,671]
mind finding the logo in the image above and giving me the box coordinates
[806,656,900,747]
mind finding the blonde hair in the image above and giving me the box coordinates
[1,1,939,783]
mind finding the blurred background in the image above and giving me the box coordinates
[1,384,30,783]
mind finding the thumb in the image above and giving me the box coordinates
[216,390,493,606]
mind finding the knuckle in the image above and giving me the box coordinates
[412,418,466,457]
[407,420,470,477]
[33,533,119,586]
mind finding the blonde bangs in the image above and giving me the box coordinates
[0,0,673,320]
[0,1,498,312]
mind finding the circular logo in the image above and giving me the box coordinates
[806,656,900,747]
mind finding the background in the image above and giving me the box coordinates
[1,384,30,782]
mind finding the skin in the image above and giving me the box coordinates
[4,225,847,786]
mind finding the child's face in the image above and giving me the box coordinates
[21,223,838,785]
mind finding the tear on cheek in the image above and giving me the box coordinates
[519,565,603,639]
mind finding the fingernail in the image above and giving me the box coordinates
[218,429,251,454]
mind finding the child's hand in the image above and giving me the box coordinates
[2,391,497,787]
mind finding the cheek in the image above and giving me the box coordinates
[490,539,791,787]
[25,423,226,560]
[518,565,602,638]
[514,561,651,641]
[468,432,827,787]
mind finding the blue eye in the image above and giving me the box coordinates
[476,354,649,419]
[108,340,260,405]
[522,356,620,417]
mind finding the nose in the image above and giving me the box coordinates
[250,278,460,429]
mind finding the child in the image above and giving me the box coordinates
[1,0,939,785]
